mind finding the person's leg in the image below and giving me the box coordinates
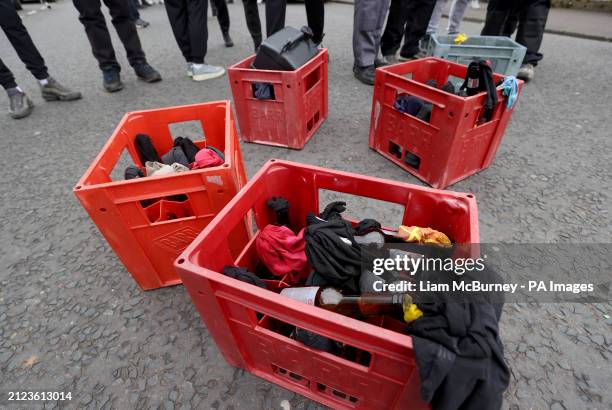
[184,0,224,81]
[516,0,549,66]
[373,0,392,56]
[400,0,437,58]
[447,0,469,34]
[481,0,513,36]
[353,0,391,84]
[128,0,140,20]
[185,0,207,64]
[0,0,49,80]
[0,57,32,119]
[502,9,519,36]
[380,0,408,57]
[212,0,233,46]
[103,0,147,67]
[265,0,286,37]
[210,0,217,16]
[242,0,263,49]
[0,0,81,101]
[0,58,18,90]
[354,0,392,65]
[305,0,325,45]
[164,0,193,62]
[212,0,229,33]
[73,0,121,72]
[426,0,447,36]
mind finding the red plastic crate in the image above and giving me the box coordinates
[369,57,523,189]
[74,101,249,290]
[228,49,329,149]
[175,159,479,409]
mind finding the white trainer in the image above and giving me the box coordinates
[191,64,225,82]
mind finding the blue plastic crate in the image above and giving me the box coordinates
[426,35,527,77]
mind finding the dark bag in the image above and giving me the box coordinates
[253,26,318,71]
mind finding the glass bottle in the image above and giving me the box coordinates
[280,286,408,319]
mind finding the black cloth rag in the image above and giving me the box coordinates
[222,266,267,289]
[135,133,161,164]
[124,165,144,180]
[253,82,275,100]
[394,95,424,116]
[442,81,456,94]
[267,196,290,226]
[319,201,347,221]
[354,219,381,235]
[304,217,362,292]
[173,136,200,163]
[161,146,190,167]
[295,327,340,354]
[405,265,509,409]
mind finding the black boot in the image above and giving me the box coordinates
[102,69,124,93]
[133,63,162,83]
[223,31,234,48]
[353,64,376,86]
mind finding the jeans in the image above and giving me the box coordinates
[353,0,391,67]
[426,0,469,35]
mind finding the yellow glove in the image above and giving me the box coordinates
[454,33,469,45]
[401,294,423,324]
[404,303,423,324]
[397,225,452,246]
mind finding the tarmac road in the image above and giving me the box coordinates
[1,2,611,409]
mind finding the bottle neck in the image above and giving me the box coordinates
[347,294,403,305]
[355,294,405,317]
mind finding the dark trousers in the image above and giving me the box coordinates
[73,0,146,72]
[128,0,140,20]
[241,0,262,46]
[242,0,325,45]
[0,0,49,89]
[212,0,229,33]
[164,0,208,64]
[305,0,325,44]
[380,0,436,57]
[481,0,550,65]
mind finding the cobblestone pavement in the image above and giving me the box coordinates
[1,2,611,410]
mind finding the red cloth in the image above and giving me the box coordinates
[191,148,223,169]
[256,224,310,284]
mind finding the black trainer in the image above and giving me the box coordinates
[374,57,389,68]
[103,69,124,93]
[223,31,234,47]
[133,63,162,83]
[353,64,376,86]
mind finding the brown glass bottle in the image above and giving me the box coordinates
[280,286,407,319]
